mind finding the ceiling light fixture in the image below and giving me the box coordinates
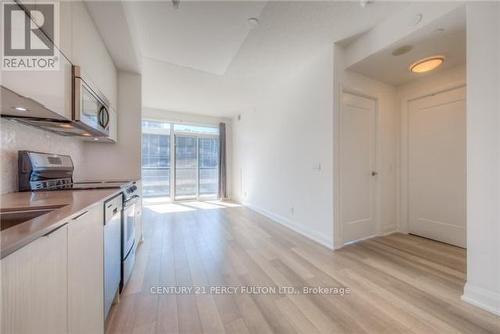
[409,55,445,73]
[14,106,27,112]
[247,17,259,29]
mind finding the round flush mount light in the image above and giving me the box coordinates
[247,17,259,29]
[392,45,413,56]
[409,55,445,73]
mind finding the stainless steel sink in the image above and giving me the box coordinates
[0,206,63,231]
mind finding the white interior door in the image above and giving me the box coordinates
[408,86,466,247]
[341,92,377,243]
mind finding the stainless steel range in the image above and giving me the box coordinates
[18,150,133,191]
[17,150,139,309]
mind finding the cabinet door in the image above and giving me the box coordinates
[68,204,104,334]
[1,224,68,334]
[1,2,73,120]
[58,0,73,60]
[71,1,117,109]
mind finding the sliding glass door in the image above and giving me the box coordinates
[174,134,219,200]
[175,135,198,199]
[198,137,219,197]
[142,120,219,200]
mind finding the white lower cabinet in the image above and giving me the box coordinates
[1,224,68,334]
[68,204,104,334]
[2,202,106,334]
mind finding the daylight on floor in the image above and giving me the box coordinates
[0,1,499,334]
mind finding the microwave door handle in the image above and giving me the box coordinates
[98,107,109,129]
[103,108,109,128]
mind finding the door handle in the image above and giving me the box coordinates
[43,223,68,237]
[72,210,88,220]
[371,171,378,176]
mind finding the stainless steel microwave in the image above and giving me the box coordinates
[72,65,110,137]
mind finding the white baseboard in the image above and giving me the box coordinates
[382,226,398,235]
[462,282,500,316]
[343,234,378,246]
[243,203,334,250]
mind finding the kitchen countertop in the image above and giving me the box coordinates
[0,189,123,259]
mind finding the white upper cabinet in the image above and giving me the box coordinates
[71,1,117,110]
[4,1,118,143]
[1,2,72,120]
[58,0,73,61]
[1,50,73,120]
[41,0,117,110]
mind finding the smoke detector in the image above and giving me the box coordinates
[409,13,423,26]
[360,0,374,8]
[247,17,259,29]
[392,45,413,56]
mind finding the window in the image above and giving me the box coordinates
[141,121,170,197]
[174,124,219,135]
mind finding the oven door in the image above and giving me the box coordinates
[73,66,110,137]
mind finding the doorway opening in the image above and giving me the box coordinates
[335,6,466,249]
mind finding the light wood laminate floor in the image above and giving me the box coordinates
[106,201,500,334]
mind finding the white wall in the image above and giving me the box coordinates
[142,57,250,118]
[80,71,142,181]
[462,1,500,316]
[0,119,85,194]
[232,46,334,248]
[333,45,400,247]
[142,107,233,199]
[397,65,466,233]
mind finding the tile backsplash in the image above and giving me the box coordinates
[1,119,84,194]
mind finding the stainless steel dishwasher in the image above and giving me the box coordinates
[104,194,122,320]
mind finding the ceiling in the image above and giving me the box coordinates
[87,1,410,116]
[348,6,466,86]
[123,0,267,75]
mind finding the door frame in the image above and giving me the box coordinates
[334,88,380,248]
[399,83,466,234]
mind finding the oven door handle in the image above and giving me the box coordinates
[124,195,140,207]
